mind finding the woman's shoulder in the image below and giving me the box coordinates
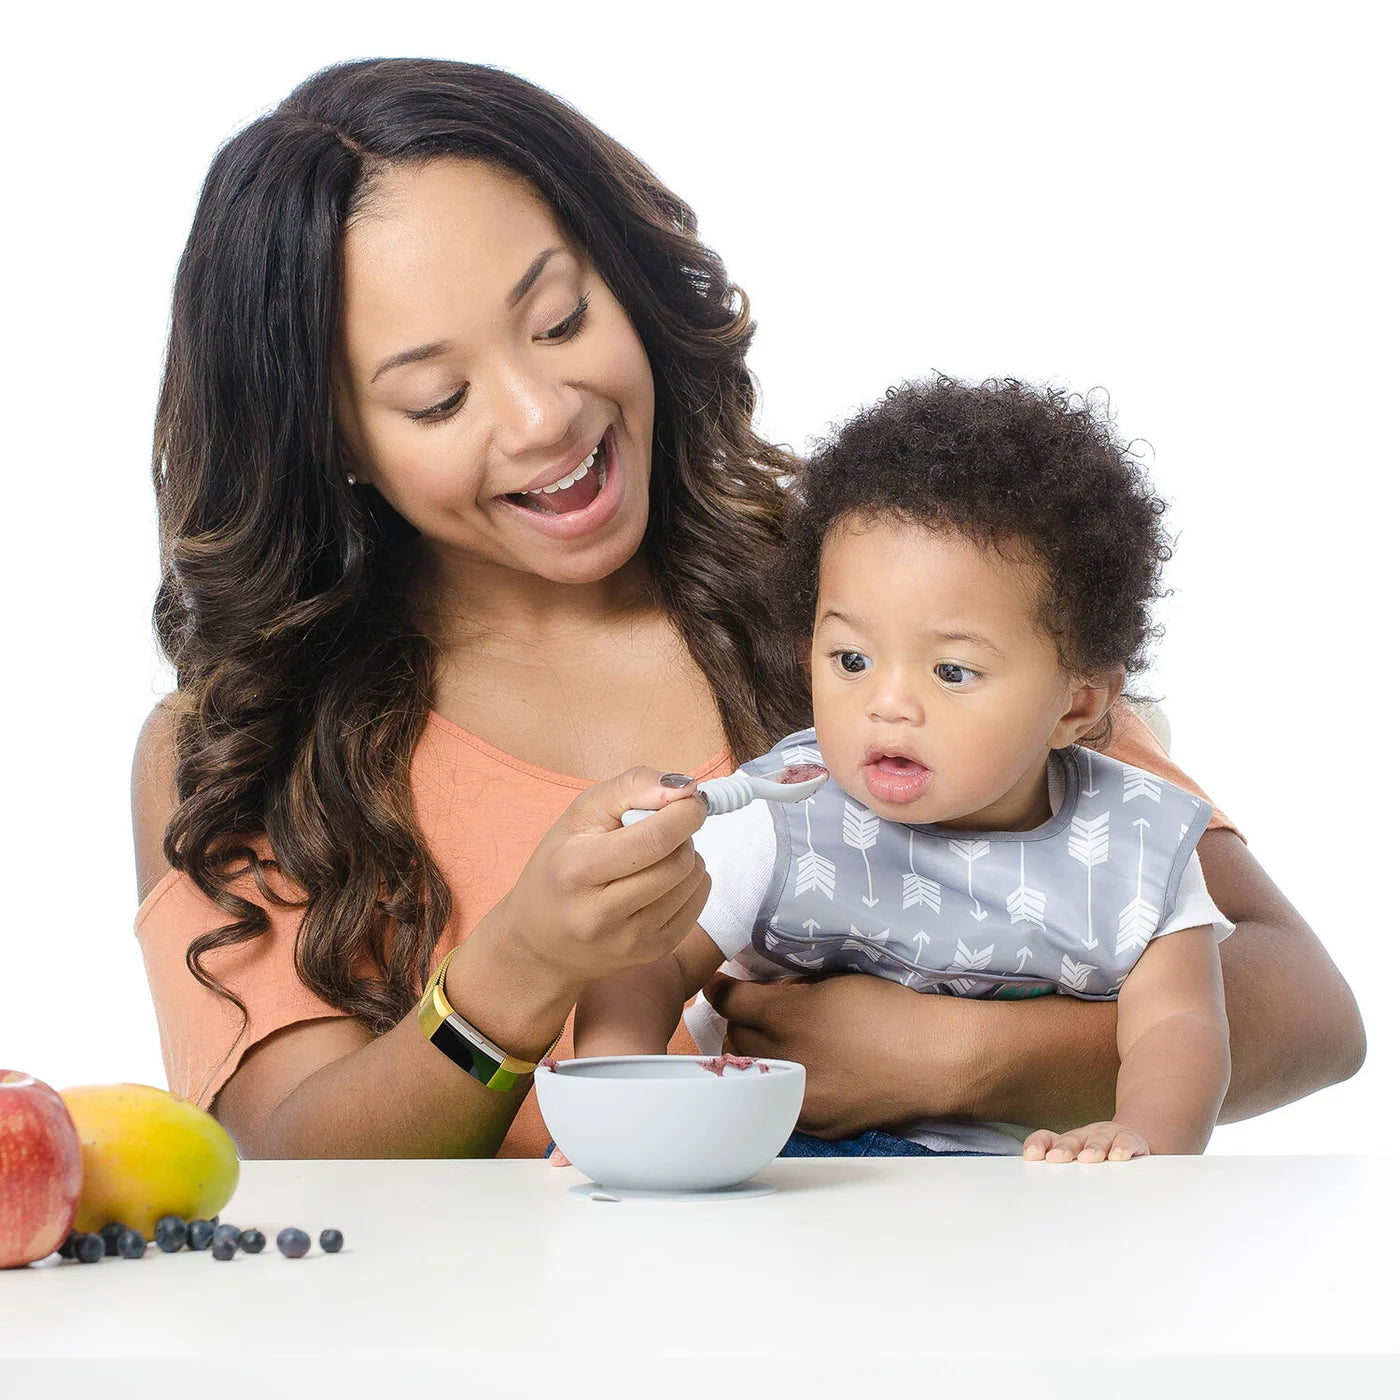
[1100,699,1240,839]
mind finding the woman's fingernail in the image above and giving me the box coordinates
[660,773,696,788]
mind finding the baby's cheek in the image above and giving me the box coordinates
[810,722,861,796]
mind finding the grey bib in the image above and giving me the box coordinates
[747,729,1212,1000]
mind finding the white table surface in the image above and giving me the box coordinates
[2,1155,1395,1398]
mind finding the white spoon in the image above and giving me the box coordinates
[621,763,829,826]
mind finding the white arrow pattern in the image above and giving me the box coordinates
[796,801,836,898]
[1059,955,1095,992]
[946,938,996,996]
[841,922,891,962]
[949,839,990,921]
[1083,750,1100,798]
[1116,818,1157,954]
[1005,842,1048,929]
[795,850,836,899]
[902,828,941,911]
[842,801,881,906]
[1122,768,1164,804]
[953,938,995,971]
[1068,810,1110,949]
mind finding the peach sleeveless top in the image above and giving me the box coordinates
[134,704,1236,1158]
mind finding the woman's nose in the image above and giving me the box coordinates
[488,356,584,461]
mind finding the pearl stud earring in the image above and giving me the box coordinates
[346,473,358,485]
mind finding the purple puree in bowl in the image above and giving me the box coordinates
[697,1053,770,1076]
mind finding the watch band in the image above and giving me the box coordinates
[416,947,545,1092]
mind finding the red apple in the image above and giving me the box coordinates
[0,1070,83,1268]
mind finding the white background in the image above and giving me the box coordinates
[1,1,1394,1154]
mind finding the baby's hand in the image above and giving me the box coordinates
[1022,1122,1150,1163]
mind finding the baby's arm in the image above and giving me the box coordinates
[573,926,728,1058]
[1023,924,1231,1161]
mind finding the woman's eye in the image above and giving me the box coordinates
[407,385,467,423]
[935,662,977,686]
[835,651,871,675]
[539,295,590,343]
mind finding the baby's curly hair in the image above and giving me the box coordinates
[778,375,1172,678]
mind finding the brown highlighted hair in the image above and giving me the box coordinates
[153,58,808,1039]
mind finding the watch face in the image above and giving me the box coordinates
[432,1017,518,1090]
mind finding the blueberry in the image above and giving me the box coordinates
[212,1223,241,1248]
[154,1216,188,1253]
[117,1229,146,1260]
[276,1227,310,1258]
[211,1235,237,1261]
[58,1231,78,1259]
[187,1219,214,1251]
[74,1233,105,1264]
[209,1215,219,1227]
[239,1228,266,1254]
[99,1221,127,1257]
[318,1229,344,1254]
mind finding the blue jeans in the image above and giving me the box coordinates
[543,1133,1000,1160]
[780,1130,1000,1158]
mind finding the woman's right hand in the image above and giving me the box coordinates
[489,768,711,992]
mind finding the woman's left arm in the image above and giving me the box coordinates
[1196,827,1365,1122]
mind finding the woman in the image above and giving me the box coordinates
[133,57,1363,1159]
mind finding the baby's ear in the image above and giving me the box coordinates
[1097,667,1127,713]
[1051,667,1126,748]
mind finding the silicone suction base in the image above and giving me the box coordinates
[568,1180,776,1204]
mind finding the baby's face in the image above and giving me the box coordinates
[810,517,1094,831]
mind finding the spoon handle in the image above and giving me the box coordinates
[621,772,754,825]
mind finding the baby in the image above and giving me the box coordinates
[575,377,1232,1162]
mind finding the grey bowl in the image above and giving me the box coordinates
[535,1055,806,1192]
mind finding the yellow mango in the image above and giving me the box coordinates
[59,1083,239,1239]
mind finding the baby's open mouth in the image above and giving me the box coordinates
[870,754,927,775]
[506,438,608,515]
[862,752,933,805]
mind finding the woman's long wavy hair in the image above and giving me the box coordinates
[154,57,810,1038]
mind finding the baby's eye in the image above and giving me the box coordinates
[835,651,871,675]
[934,662,978,686]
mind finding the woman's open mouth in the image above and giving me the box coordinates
[506,438,608,516]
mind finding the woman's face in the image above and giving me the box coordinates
[335,159,655,588]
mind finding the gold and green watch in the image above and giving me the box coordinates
[416,947,545,1092]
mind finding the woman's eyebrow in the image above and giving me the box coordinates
[368,246,565,384]
[507,246,562,307]
[371,339,453,384]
